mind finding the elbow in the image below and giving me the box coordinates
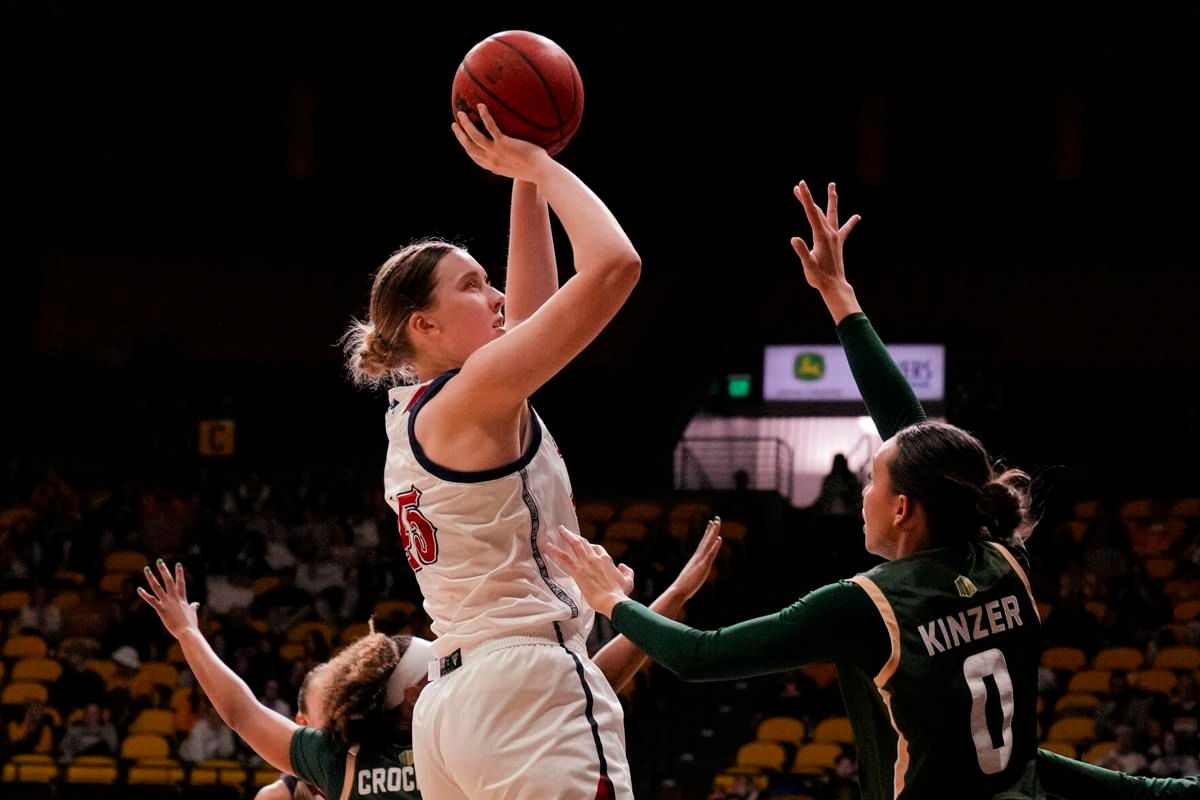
[602,254,641,295]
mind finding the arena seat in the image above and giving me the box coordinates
[1046,717,1095,744]
[11,658,62,684]
[120,734,170,761]
[1053,693,1100,714]
[812,717,854,745]
[1175,600,1200,622]
[189,759,248,787]
[756,717,806,746]
[129,709,177,737]
[0,590,31,613]
[620,501,663,523]
[3,635,48,659]
[373,599,416,620]
[2,754,60,783]
[66,756,119,785]
[734,741,786,771]
[340,622,371,644]
[1092,646,1144,671]
[1083,741,1115,765]
[2,682,49,705]
[104,551,148,573]
[136,662,179,690]
[1039,742,1077,758]
[1067,670,1112,695]
[1154,645,1200,670]
[1129,669,1178,695]
[287,621,335,646]
[1042,647,1086,672]
[127,758,185,785]
[792,742,843,771]
[576,502,616,524]
[604,521,648,543]
[1168,497,1200,519]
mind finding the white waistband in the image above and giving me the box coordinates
[427,629,587,682]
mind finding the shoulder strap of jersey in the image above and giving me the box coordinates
[338,747,358,800]
[986,541,1041,623]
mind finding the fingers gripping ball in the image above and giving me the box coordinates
[451,30,584,156]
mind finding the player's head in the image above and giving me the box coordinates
[345,239,505,386]
[296,663,331,728]
[862,421,1031,558]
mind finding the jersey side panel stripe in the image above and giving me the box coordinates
[848,575,909,800]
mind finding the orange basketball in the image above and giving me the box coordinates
[451,31,584,156]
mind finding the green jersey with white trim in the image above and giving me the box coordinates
[290,727,419,799]
[840,540,1042,799]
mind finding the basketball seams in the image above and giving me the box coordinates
[459,62,561,133]
[490,35,564,129]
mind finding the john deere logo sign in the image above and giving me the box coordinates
[794,353,826,381]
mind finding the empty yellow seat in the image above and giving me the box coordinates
[130,709,177,737]
[757,716,806,745]
[735,741,786,771]
[793,742,843,770]
[1174,600,1200,622]
[3,753,60,783]
[127,758,186,785]
[1129,669,1179,695]
[812,716,854,745]
[1046,717,1095,744]
[137,661,179,690]
[66,756,119,784]
[1068,670,1112,695]
[1054,693,1100,713]
[1093,647,1144,671]
[190,759,248,786]
[279,642,306,661]
[3,635,48,659]
[1154,646,1200,670]
[121,734,170,761]
[1042,647,1086,671]
[11,657,63,684]
[0,589,31,612]
[2,681,49,705]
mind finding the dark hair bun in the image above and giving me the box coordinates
[978,477,1024,541]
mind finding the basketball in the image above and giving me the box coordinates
[451,30,584,156]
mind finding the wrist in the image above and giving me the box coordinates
[597,592,629,619]
[526,153,559,186]
[819,281,861,323]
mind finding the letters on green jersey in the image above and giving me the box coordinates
[916,594,1025,656]
[356,764,417,795]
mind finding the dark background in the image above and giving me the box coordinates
[4,3,1199,498]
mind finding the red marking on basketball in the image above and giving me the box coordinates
[452,30,584,157]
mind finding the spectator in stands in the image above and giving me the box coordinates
[1149,731,1199,778]
[829,753,862,800]
[815,453,862,517]
[59,703,118,762]
[295,544,346,622]
[1097,724,1148,774]
[1165,671,1200,748]
[179,697,236,764]
[263,520,298,572]
[17,583,62,641]
[258,678,291,718]
[1095,672,1154,741]
[8,700,55,755]
[105,644,152,730]
[56,647,106,712]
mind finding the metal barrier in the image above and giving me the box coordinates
[673,436,795,502]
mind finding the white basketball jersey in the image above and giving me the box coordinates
[382,371,594,658]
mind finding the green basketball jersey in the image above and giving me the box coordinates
[290,727,420,799]
[837,539,1042,800]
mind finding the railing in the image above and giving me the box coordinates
[673,436,795,502]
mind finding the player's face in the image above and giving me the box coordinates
[422,250,506,364]
[862,438,901,558]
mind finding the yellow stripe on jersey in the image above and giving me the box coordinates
[848,575,910,800]
[986,542,1040,623]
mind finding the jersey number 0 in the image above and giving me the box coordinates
[963,648,1015,775]
[396,486,439,572]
